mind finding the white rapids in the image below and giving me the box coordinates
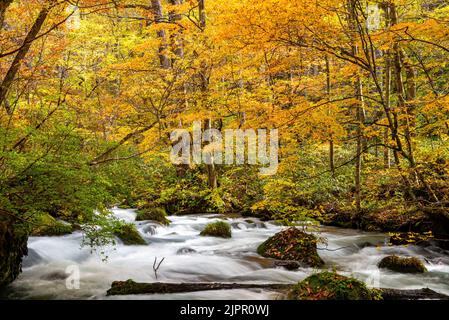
[3,208,449,299]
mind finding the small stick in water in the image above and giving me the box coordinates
[153,257,165,279]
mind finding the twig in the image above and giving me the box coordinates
[153,257,165,280]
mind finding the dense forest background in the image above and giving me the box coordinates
[1,0,449,287]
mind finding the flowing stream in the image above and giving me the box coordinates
[3,208,449,299]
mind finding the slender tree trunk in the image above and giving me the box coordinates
[383,48,392,169]
[151,0,171,69]
[349,0,363,213]
[204,118,218,189]
[169,0,190,177]
[198,0,217,189]
[0,5,50,114]
[199,0,206,29]
[390,3,437,202]
[383,128,390,168]
[390,3,417,171]
[0,0,13,31]
[325,55,335,176]
[354,77,363,213]
[169,0,184,60]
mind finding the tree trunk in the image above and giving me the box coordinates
[169,0,184,60]
[380,2,417,201]
[349,0,364,213]
[0,5,50,114]
[198,0,217,189]
[151,0,171,69]
[0,0,13,31]
[383,128,390,168]
[354,77,363,213]
[325,55,335,176]
[168,0,190,177]
[204,118,218,189]
[390,2,438,202]
[199,0,206,29]
[391,5,415,170]
[383,47,392,169]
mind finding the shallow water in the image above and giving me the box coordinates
[4,208,449,299]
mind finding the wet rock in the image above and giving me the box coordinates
[355,241,382,249]
[274,260,302,270]
[255,222,267,229]
[40,271,68,281]
[200,221,232,238]
[136,207,170,226]
[231,222,247,230]
[257,227,324,267]
[114,223,147,245]
[141,224,157,236]
[176,247,197,255]
[378,255,427,273]
[30,213,73,237]
[22,248,44,268]
[288,271,374,300]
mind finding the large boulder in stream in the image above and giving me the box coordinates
[136,207,170,226]
[30,213,73,237]
[200,221,232,238]
[114,223,146,245]
[257,228,324,267]
[288,272,375,300]
[378,255,427,273]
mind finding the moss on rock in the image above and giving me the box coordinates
[257,227,324,267]
[200,221,232,238]
[288,272,374,300]
[0,219,28,288]
[114,223,146,245]
[136,207,170,225]
[30,213,73,237]
[378,255,427,273]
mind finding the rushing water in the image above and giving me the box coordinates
[3,208,449,299]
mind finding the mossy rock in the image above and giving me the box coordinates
[378,255,427,273]
[288,272,374,300]
[257,227,324,267]
[0,219,28,288]
[136,207,170,225]
[30,213,73,237]
[200,221,232,238]
[117,204,133,209]
[114,223,146,245]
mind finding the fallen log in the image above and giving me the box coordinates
[380,288,449,300]
[106,280,291,296]
[106,280,449,300]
